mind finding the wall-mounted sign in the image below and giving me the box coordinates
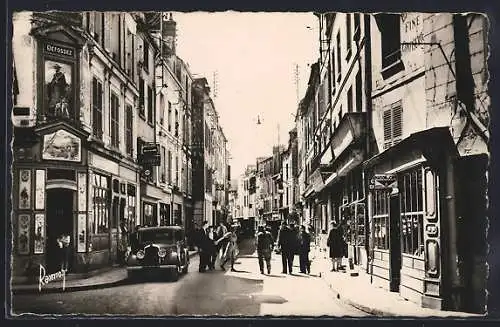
[78,214,87,253]
[44,60,73,118]
[19,169,31,209]
[34,213,45,254]
[42,129,81,162]
[35,170,45,210]
[369,174,397,190]
[44,43,75,58]
[18,214,30,255]
[139,142,161,166]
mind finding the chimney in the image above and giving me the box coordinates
[162,12,177,55]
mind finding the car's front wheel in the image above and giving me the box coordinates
[171,267,179,281]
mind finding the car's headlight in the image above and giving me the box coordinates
[158,249,167,258]
[136,250,145,259]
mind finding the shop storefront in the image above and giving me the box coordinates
[363,127,480,311]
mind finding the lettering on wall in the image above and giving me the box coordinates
[400,13,425,70]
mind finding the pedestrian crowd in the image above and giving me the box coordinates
[194,221,239,272]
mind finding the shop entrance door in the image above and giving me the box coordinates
[389,193,401,292]
[46,188,74,273]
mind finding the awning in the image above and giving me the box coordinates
[324,149,364,187]
[363,127,458,170]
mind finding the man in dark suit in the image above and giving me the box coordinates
[278,221,294,274]
[196,221,210,272]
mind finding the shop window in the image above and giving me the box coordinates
[174,204,182,226]
[92,173,110,234]
[399,167,424,257]
[373,189,390,250]
[110,92,119,148]
[143,202,157,226]
[125,104,133,157]
[160,203,171,226]
[383,100,403,150]
[92,77,103,140]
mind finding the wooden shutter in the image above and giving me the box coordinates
[383,109,392,150]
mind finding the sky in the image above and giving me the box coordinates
[173,12,319,178]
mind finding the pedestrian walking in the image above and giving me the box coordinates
[298,225,311,274]
[327,221,344,271]
[196,221,211,273]
[256,226,274,274]
[118,220,129,266]
[277,221,294,274]
[215,221,228,261]
[207,225,217,270]
[57,232,71,271]
[220,226,239,272]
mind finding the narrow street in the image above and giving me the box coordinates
[12,238,368,316]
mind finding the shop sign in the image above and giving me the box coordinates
[34,213,45,254]
[44,43,75,58]
[42,129,81,162]
[309,169,325,193]
[369,174,397,190]
[139,142,161,166]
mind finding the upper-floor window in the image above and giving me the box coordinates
[147,85,153,125]
[92,77,103,140]
[383,100,403,149]
[376,14,403,78]
[175,109,179,137]
[354,13,361,41]
[110,92,120,148]
[168,101,172,132]
[125,104,133,157]
[125,29,134,78]
[347,87,353,113]
[356,71,362,112]
[139,77,145,118]
[143,40,149,72]
[159,93,165,126]
[336,32,342,82]
[161,146,166,183]
[346,14,352,60]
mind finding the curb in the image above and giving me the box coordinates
[13,251,200,295]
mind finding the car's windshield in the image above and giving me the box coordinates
[139,229,181,244]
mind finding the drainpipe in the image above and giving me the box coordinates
[363,14,373,275]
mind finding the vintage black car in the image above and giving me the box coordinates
[126,226,190,281]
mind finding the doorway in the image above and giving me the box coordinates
[46,188,74,273]
[389,193,402,292]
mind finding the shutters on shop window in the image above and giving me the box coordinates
[383,100,403,149]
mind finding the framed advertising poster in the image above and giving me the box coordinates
[34,213,45,254]
[18,214,30,255]
[35,169,46,210]
[78,172,87,211]
[19,169,31,209]
[78,213,87,252]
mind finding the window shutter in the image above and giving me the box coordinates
[383,109,392,149]
[392,103,403,143]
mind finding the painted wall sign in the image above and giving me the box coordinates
[44,60,73,118]
[44,43,75,57]
[18,214,30,255]
[77,213,86,253]
[19,169,31,209]
[34,213,45,254]
[35,169,46,210]
[400,13,425,70]
[78,172,87,211]
[42,129,81,162]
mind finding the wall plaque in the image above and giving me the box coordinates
[42,129,81,162]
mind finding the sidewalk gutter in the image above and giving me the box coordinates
[12,251,199,295]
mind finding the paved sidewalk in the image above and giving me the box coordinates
[310,246,483,318]
[12,250,198,295]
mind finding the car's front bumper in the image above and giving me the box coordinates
[127,264,177,271]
